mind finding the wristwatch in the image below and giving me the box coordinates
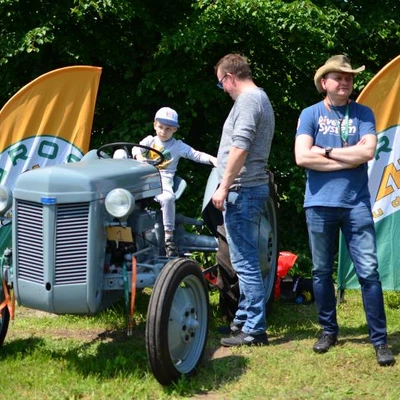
[325,147,333,158]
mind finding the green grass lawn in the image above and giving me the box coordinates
[1,288,400,399]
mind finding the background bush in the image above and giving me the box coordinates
[1,0,399,274]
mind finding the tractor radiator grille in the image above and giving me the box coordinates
[16,201,45,284]
[55,203,89,284]
[16,200,90,285]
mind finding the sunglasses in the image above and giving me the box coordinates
[216,73,230,89]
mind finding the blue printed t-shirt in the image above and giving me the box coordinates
[296,100,376,208]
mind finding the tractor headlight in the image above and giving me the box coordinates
[105,189,135,219]
[0,186,12,216]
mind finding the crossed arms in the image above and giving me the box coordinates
[294,134,377,171]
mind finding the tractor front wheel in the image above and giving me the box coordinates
[146,258,209,385]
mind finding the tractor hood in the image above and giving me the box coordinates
[13,158,162,204]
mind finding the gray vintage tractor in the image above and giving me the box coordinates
[0,142,278,385]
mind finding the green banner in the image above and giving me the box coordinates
[0,224,12,256]
[338,211,400,290]
[338,55,400,291]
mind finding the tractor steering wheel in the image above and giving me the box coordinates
[96,142,165,167]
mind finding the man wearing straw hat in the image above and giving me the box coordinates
[294,55,395,366]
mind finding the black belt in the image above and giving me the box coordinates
[228,186,241,192]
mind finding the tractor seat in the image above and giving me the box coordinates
[173,176,187,200]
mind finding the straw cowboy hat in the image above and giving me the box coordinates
[314,55,365,93]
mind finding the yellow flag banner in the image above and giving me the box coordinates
[0,65,102,190]
[0,66,102,252]
[338,55,400,290]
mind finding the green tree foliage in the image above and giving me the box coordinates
[1,0,399,272]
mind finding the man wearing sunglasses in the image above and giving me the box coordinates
[212,53,275,346]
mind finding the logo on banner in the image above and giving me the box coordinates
[0,136,83,188]
[369,125,400,222]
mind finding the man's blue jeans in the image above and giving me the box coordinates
[305,204,388,346]
[224,184,269,335]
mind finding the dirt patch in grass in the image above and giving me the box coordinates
[6,306,144,343]
[204,345,232,360]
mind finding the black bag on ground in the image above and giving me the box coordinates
[280,275,314,304]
